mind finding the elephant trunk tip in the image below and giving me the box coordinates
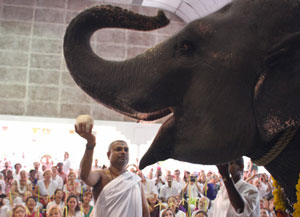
[157,10,170,26]
[139,154,157,170]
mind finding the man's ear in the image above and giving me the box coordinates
[254,31,300,142]
[107,151,111,160]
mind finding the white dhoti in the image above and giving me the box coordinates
[94,171,142,217]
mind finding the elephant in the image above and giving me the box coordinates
[63,0,300,210]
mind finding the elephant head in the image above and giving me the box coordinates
[64,0,300,207]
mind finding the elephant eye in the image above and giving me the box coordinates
[179,40,194,53]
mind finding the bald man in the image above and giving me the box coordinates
[76,123,149,217]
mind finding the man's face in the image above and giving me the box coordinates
[255,179,262,188]
[34,162,40,170]
[207,171,212,177]
[156,169,162,177]
[190,176,196,184]
[148,171,153,179]
[167,175,173,186]
[7,170,12,177]
[20,171,27,181]
[108,142,129,166]
[51,167,57,175]
[4,162,9,168]
[174,170,180,178]
[229,161,242,177]
[57,163,63,172]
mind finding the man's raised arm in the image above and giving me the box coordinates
[75,122,101,187]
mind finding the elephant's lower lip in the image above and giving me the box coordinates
[135,107,172,121]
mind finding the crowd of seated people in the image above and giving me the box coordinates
[0,158,94,217]
[0,157,276,217]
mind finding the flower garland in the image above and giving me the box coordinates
[271,176,287,213]
[16,180,27,194]
[293,173,300,217]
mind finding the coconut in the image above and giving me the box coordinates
[75,114,94,132]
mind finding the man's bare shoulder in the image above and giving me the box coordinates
[92,168,111,184]
[99,168,112,180]
[91,168,112,201]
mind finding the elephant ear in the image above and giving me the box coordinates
[254,31,300,142]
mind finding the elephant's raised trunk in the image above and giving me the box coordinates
[63,5,170,120]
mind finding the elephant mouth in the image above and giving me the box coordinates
[139,107,177,169]
[134,107,174,121]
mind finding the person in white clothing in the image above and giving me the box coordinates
[138,170,158,198]
[33,170,58,207]
[154,168,165,194]
[183,176,201,199]
[160,175,180,202]
[76,120,149,217]
[191,197,211,217]
[212,157,260,217]
[46,189,64,210]
[0,194,10,217]
[173,170,185,191]
[0,174,6,196]
[33,162,43,180]
[51,167,64,190]
[63,152,71,175]
[13,163,22,181]
[10,170,32,201]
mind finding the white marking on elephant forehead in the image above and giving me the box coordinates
[254,74,265,99]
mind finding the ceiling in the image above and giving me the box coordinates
[131,0,232,23]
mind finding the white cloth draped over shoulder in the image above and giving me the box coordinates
[211,179,260,217]
[93,171,142,217]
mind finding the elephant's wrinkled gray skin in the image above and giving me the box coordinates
[64,1,300,208]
